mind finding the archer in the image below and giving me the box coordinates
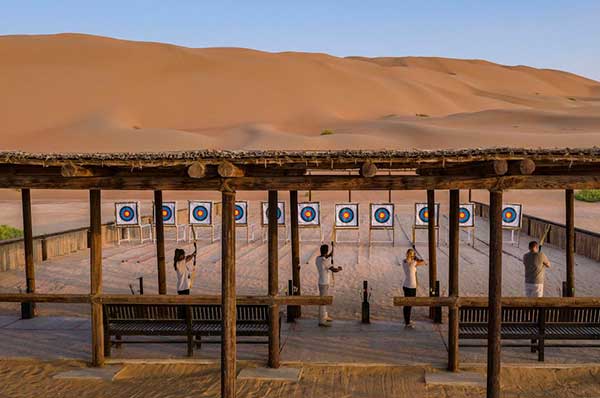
[173,242,197,295]
[315,242,343,327]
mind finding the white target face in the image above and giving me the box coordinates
[502,204,522,229]
[458,203,475,228]
[298,202,320,226]
[189,201,213,225]
[154,201,177,225]
[234,201,248,225]
[335,203,359,228]
[414,203,440,227]
[262,201,285,225]
[370,203,394,228]
[115,202,140,226]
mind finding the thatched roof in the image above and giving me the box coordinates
[1,147,599,169]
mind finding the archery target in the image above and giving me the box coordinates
[115,202,140,226]
[370,203,394,228]
[262,201,285,225]
[502,204,522,229]
[335,203,359,228]
[458,203,475,228]
[189,201,213,225]
[234,201,248,225]
[414,203,440,227]
[154,201,176,225]
[298,202,320,226]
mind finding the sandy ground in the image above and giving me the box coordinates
[0,360,598,398]
[1,33,600,153]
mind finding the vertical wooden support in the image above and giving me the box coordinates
[290,190,301,319]
[221,190,237,398]
[90,189,104,367]
[21,189,36,319]
[565,189,575,297]
[154,190,167,294]
[268,190,281,368]
[487,189,503,398]
[427,190,437,320]
[448,189,460,371]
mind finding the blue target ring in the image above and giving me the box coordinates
[161,205,172,221]
[234,204,244,221]
[266,207,282,220]
[374,208,391,224]
[418,207,430,223]
[119,206,135,222]
[502,208,517,223]
[300,207,316,222]
[193,205,209,222]
[339,207,355,224]
[459,207,471,224]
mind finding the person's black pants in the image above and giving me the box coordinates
[403,287,417,325]
[178,289,190,295]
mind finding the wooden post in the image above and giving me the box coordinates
[565,189,575,297]
[154,190,167,294]
[268,190,280,368]
[448,189,460,371]
[290,190,301,319]
[487,189,503,398]
[90,189,104,367]
[221,190,237,398]
[427,190,437,320]
[21,189,36,319]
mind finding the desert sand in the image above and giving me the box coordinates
[0,360,598,398]
[1,33,600,152]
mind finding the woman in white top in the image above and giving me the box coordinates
[173,247,197,295]
[400,248,426,328]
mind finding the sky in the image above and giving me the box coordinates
[2,0,599,81]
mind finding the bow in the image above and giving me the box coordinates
[539,225,551,252]
[190,226,198,288]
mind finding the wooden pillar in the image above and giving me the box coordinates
[565,189,575,297]
[448,189,460,371]
[290,190,301,319]
[487,189,503,398]
[90,189,104,367]
[221,190,237,398]
[427,190,437,320]
[20,189,36,319]
[267,190,281,368]
[154,190,167,294]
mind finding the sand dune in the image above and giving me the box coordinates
[1,33,599,152]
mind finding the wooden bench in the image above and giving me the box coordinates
[459,306,600,361]
[103,304,279,357]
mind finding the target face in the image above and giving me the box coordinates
[458,203,475,228]
[335,203,359,228]
[415,203,440,227]
[189,201,213,225]
[234,201,248,225]
[502,204,522,228]
[115,202,140,225]
[154,201,177,225]
[298,202,320,226]
[262,201,285,225]
[370,203,394,228]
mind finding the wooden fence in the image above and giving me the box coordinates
[474,201,600,262]
[0,207,194,271]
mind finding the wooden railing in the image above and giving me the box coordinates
[393,296,600,308]
[474,201,600,261]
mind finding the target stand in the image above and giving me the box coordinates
[115,201,153,245]
[368,204,395,247]
[261,201,289,244]
[299,225,323,243]
[504,228,522,247]
[298,202,323,243]
[234,201,254,244]
[411,225,440,247]
[412,202,440,247]
[502,204,523,247]
[188,201,220,244]
[458,203,476,247]
[333,203,360,244]
[152,201,186,243]
[333,225,360,244]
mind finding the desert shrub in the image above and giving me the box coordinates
[415,113,430,117]
[320,129,334,135]
[575,190,600,202]
[0,225,23,240]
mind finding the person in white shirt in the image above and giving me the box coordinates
[315,244,343,327]
[173,247,197,295]
[398,248,426,328]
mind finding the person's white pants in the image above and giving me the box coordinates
[318,284,329,323]
[525,283,544,297]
